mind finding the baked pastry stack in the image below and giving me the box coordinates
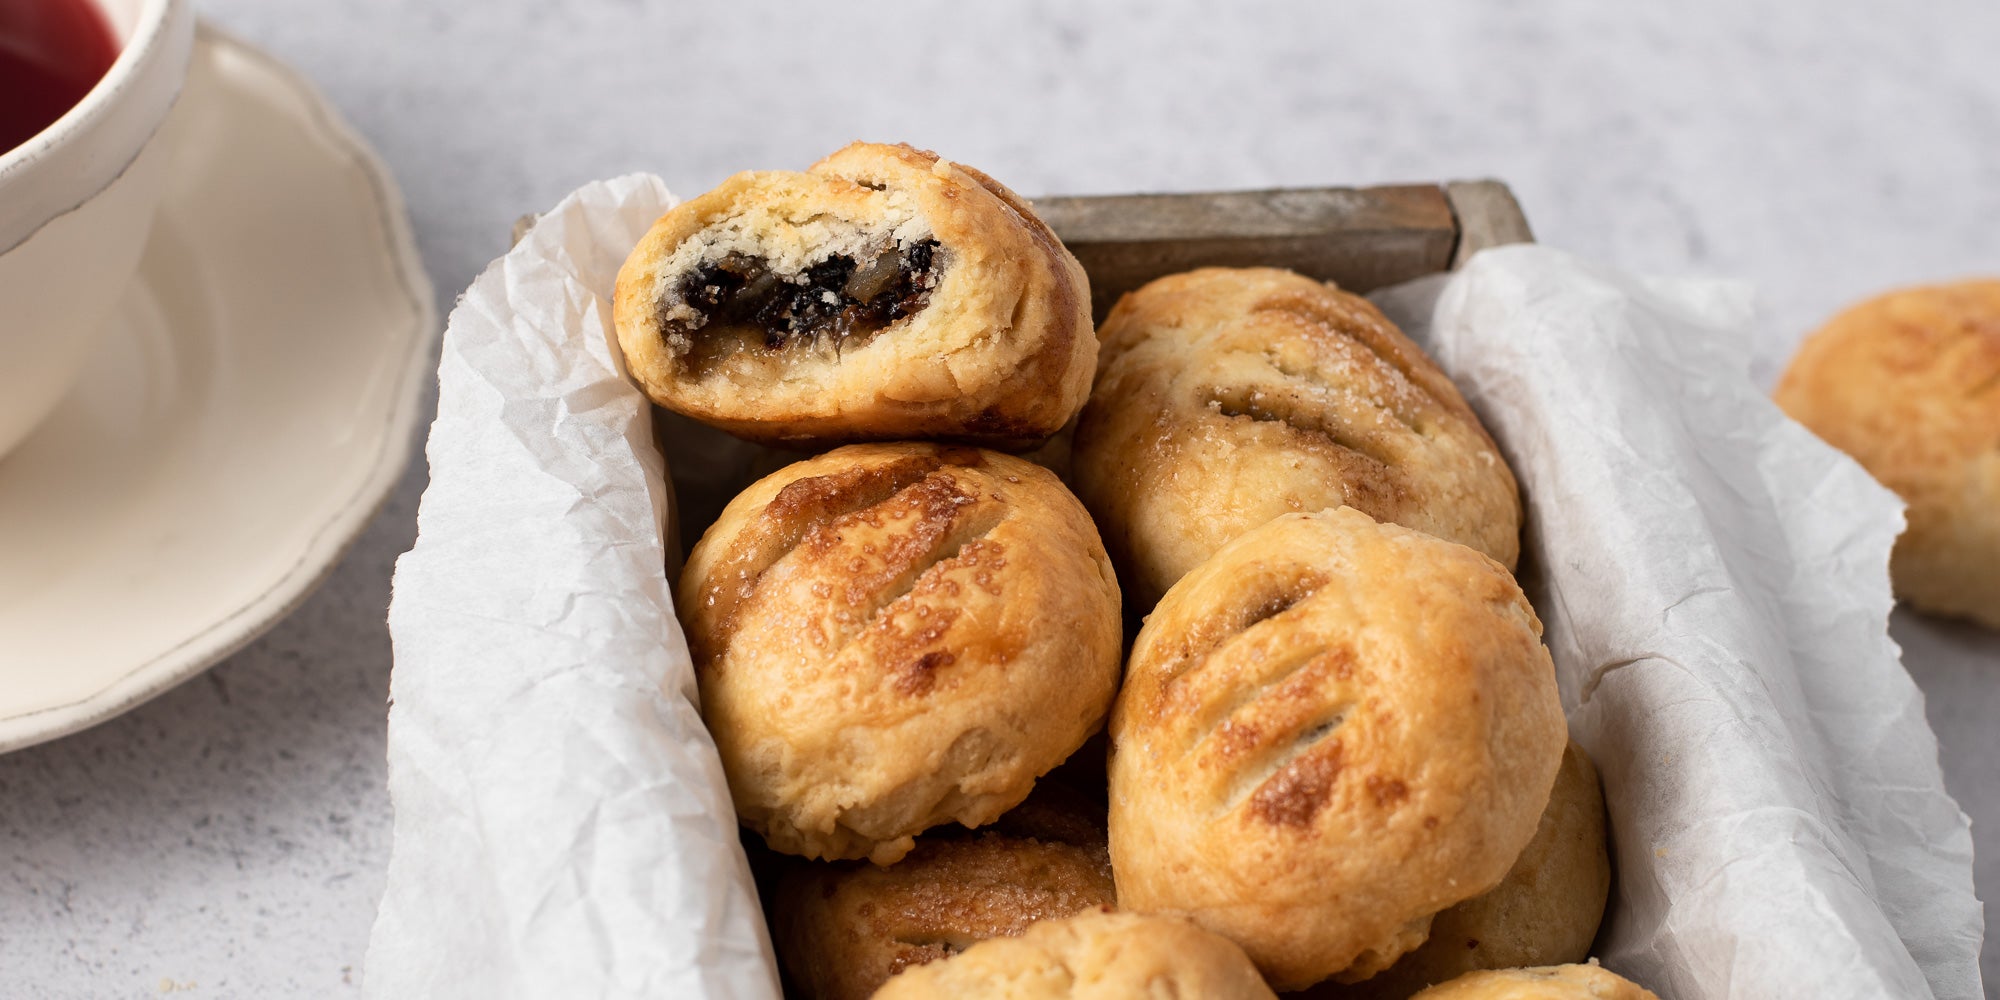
[616,144,1137,995]
[615,150,1651,997]
[1073,269,1613,995]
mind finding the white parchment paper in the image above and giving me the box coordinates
[1376,249,1982,1000]
[368,176,780,999]
[369,179,1981,1000]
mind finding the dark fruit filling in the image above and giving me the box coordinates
[667,239,942,369]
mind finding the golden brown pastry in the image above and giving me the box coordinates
[1295,741,1610,998]
[869,908,1279,1000]
[1408,964,1659,1000]
[773,788,1115,1000]
[1774,280,2000,628]
[680,442,1122,864]
[1108,507,1566,991]
[614,142,1094,449]
[1071,266,1521,611]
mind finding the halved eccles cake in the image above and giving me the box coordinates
[614,142,1095,450]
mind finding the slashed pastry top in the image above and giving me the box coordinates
[1072,266,1520,610]
[1108,507,1565,991]
[680,442,1122,864]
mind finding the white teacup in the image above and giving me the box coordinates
[0,0,194,458]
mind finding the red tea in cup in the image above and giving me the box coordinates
[0,0,120,154]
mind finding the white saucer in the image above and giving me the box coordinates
[0,26,435,752]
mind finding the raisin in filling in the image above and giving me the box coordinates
[667,239,942,371]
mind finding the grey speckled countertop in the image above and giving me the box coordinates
[3,1,1996,996]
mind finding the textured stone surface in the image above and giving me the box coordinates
[2,0,1994,995]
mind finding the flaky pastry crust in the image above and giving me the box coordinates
[1408,963,1659,1000]
[1301,741,1610,997]
[773,789,1114,1000]
[1072,266,1520,610]
[614,142,1094,449]
[680,443,1122,864]
[1774,279,2000,628]
[1107,508,1565,990]
[870,909,1278,1000]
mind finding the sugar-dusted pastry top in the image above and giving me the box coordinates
[1072,266,1520,611]
[614,141,1095,449]
[680,442,1122,864]
[1109,507,1565,991]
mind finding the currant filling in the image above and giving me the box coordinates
[666,238,942,371]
